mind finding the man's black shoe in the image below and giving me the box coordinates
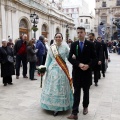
[23,76,28,78]
[95,83,98,86]
[53,111,59,116]
[103,73,105,77]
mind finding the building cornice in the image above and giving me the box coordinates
[79,16,92,19]
[13,0,74,26]
[95,7,110,10]
[5,5,16,12]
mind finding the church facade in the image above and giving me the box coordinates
[0,0,75,44]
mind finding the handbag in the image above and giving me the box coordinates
[2,47,14,63]
[7,55,14,63]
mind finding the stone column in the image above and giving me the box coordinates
[1,3,7,40]
[51,20,54,40]
[0,1,2,43]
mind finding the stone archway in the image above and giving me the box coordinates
[19,19,29,40]
[41,24,48,38]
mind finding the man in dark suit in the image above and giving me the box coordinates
[14,34,28,79]
[89,33,103,86]
[97,37,108,77]
[67,27,97,119]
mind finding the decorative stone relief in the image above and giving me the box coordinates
[5,5,16,12]
[50,20,54,24]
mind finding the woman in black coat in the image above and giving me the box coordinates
[0,39,15,86]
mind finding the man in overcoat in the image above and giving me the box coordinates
[97,37,108,77]
[14,34,28,79]
[89,33,103,86]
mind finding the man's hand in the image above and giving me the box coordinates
[106,59,108,62]
[81,64,89,71]
[79,63,84,69]
[98,61,102,65]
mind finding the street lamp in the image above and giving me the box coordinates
[30,12,39,39]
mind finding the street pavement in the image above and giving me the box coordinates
[0,53,120,120]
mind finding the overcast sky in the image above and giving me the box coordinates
[84,0,95,14]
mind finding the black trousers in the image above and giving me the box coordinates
[29,62,36,80]
[72,85,89,115]
[101,62,105,74]
[93,69,99,83]
[42,54,47,65]
[3,76,12,84]
[16,54,27,76]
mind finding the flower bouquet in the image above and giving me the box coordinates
[38,65,46,88]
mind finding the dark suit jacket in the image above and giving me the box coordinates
[101,42,108,62]
[68,40,97,87]
[93,41,103,70]
[94,41,103,62]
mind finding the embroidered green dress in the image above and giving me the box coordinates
[40,43,73,111]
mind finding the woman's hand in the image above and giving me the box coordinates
[72,54,76,59]
[40,73,45,76]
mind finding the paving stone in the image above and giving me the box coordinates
[0,53,120,120]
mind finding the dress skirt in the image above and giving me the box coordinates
[40,65,73,111]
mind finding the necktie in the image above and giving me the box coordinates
[80,42,83,52]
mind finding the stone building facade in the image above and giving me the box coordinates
[0,0,75,44]
[95,0,120,40]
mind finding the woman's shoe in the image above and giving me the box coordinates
[4,83,7,86]
[53,111,59,116]
[30,78,37,80]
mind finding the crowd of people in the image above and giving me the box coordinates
[0,34,49,85]
[0,26,110,119]
[107,40,120,54]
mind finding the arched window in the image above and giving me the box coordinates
[19,19,29,40]
[56,28,60,33]
[42,24,48,38]
[19,19,28,28]
[42,24,47,32]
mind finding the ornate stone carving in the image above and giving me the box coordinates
[50,20,54,24]
[95,9,99,14]
[5,5,16,12]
